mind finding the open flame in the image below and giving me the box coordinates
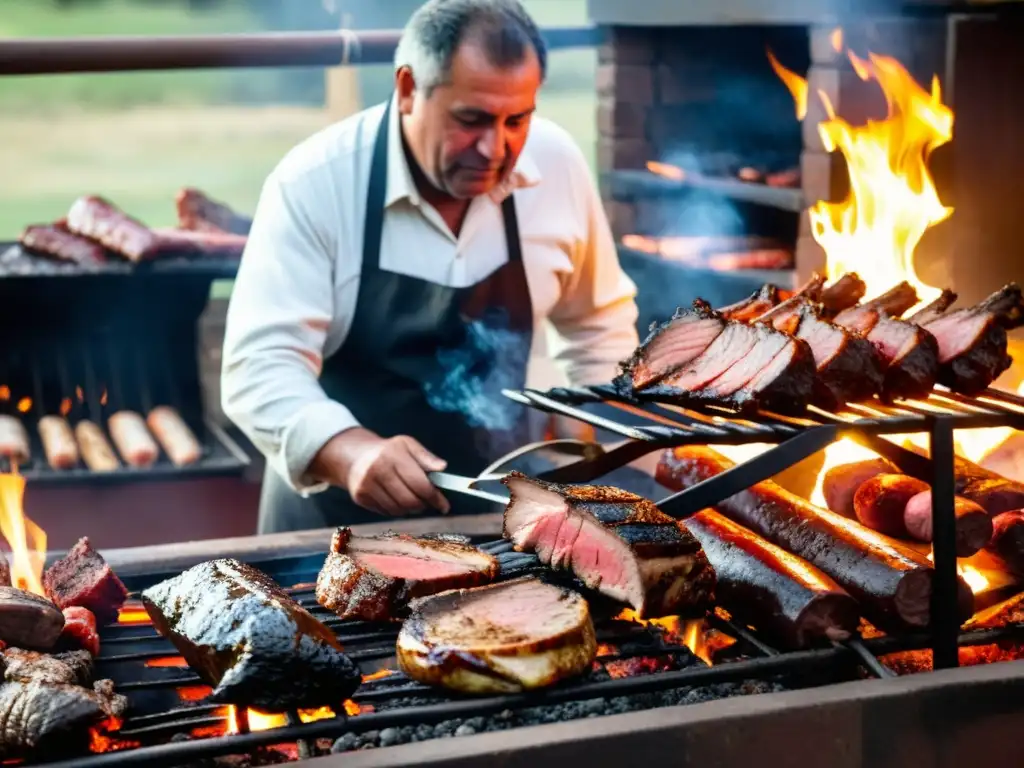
[0,473,46,595]
[770,39,953,309]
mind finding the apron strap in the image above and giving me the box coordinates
[361,97,392,272]
[500,193,523,264]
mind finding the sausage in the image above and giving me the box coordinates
[685,509,860,648]
[985,510,1024,579]
[902,491,993,557]
[38,416,79,470]
[853,474,929,537]
[19,221,106,265]
[952,456,1024,516]
[823,458,900,518]
[74,421,119,472]
[107,411,159,468]
[65,195,160,262]
[146,406,202,466]
[0,416,30,465]
[657,446,975,632]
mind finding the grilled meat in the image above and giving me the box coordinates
[952,455,1024,515]
[396,577,597,694]
[832,281,920,332]
[501,472,715,618]
[986,510,1024,579]
[864,316,940,401]
[641,318,817,415]
[150,228,248,258]
[657,446,974,631]
[59,607,100,657]
[817,272,867,316]
[3,649,92,686]
[823,458,900,519]
[142,558,360,710]
[43,537,128,625]
[758,299,885,407]
[852,474,930,537]
[0,679,126,759]
[718,284,782,322]
[316,527,499,622]
[19,221,106,266]
[0,415,31,465]
[685,509,859,649]
[906,289,958,326]
[0,588,64,650]
[38,416,79,470]
[902,492,993,557]
[65,196,161,263]
[924,284,1024,395]
[147,406,202,466]
[0,553,8,589]
[108,411,160,468]
[176,188,252,235]
[615,301,726,393]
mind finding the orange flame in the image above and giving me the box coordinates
[117,607,151,625]
[100,389,108,406]
[0,473,46,595]
[145,656,188,668]
[60,397,72,417]
[225,705,345,734]
[767,49,808,120]
[646,160,686,181]
[0,386,9,401]
[76,386,84,402]
[830,27,844,53]
[16,398,31,414]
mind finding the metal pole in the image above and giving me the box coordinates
[929,415,960,670]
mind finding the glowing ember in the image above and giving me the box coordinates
[60,397,72,416]
[145,656,188,668]
[0,473,46,595]
[830,27,844,53]
[771,45,952,309]
[959,566,990,594]
[0,385,9,401]
[361,669,395,683]
[613,609,712,665]
[16,398,31,414]
[767,50,808,120]
[117,607,151,625]
[226,705,344,735]
[76,386,84,402]
[646,160,685,181]
[88,717,138,754]
[100,388,108,406]
[177,685,214,702]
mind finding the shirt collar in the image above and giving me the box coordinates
[383,94,543,209]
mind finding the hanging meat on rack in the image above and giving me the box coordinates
[656,446,975,632]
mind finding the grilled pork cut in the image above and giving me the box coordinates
[818,272,867,316]
[3,649,92,686]
[0,587,65,651]
[864,316,940,401]
[923,284,1024,395]
[642,318,817,414]
[718,284,782,322]
[758,299,885,407]
[832,281,920,332]
[396,577,597,694]
[501,473,715,618]
[907,289,958,327]
[142,559,361,710]
[316,527,499,622]
[0,679,126,759]
[615,301,725,393]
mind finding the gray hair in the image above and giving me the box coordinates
[394,0,547,94]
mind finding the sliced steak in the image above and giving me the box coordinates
[58,607,100,657]
[615,301,725,393]
[650,322,761,392]
[865,316,940,401]
[718,284,782,322]
[0,588,64,651]
[3,649,92,686]
[737,335,817,414]
[832,281,920,332]
[396,577,597,694]
[906,289,958,326]
[501,472,715,618]
[0,680,126,759]
[43,537,128,625]
[924,284,1024,395]
[316,527,499,622]
[142,559,360,710]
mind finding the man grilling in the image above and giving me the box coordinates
[221,0,640,533]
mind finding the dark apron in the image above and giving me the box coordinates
[258,99,535,533]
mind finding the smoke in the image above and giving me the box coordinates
[422,307,530,445]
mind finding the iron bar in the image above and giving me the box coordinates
[0,27,601,77]
[929,416,960,670]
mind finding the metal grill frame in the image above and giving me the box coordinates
[32,543,1024,768]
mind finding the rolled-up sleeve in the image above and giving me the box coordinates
[221,168,357,494]
[548,155,640,386]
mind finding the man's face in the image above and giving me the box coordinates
[398,40,542,200]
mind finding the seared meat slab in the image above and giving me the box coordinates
[865,316,940,401]
[502,472,715,618]
[3,649,92,686]
[718,284,782,322]
[316,527,499,622]
[142,559,360,710]
[397,577,597,694]
[43,537,128,624]
[832,281,920,332]
[0,587,64,651]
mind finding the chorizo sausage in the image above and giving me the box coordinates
[902,491,993,557]
[108,411,159,468]
[823,458,899,519]
[853,474,930,537]
[38,416,79,470]
[146,406,201,466]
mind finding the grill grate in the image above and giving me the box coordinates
[33,544,1024,768]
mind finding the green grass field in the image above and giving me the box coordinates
[0,0,597,239]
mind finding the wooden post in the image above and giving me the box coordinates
[324,24,363,123]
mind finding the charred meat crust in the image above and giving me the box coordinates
[871,321,941,402]
[718,284,782,322]
[952,456,1024,515]
[685,510,859,649]
[315,527,499,622]
[907,289,958,326]
[933,317,1011,395]
[142,559,360,710]
[656,446,975,632]
[396,577,597,694]
[818,273,867,316]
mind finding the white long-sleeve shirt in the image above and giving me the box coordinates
[222,97,640,494]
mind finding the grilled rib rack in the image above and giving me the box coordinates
[36,544,1024,768]
[500,384,1024,671]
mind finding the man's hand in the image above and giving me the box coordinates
[310,428,451,517]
